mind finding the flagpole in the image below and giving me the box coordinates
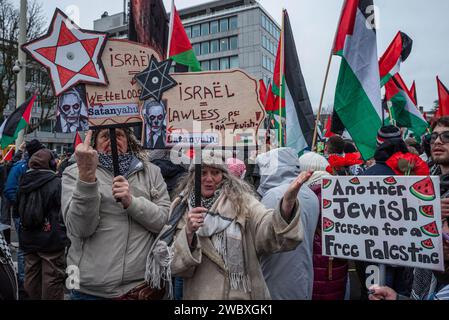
[312,1,346,151]
[167,0,175,60]
[278,9,285,147]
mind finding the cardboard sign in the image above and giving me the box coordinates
[162,70,266,147]
[85,39,161,127]
[322,176,444,271]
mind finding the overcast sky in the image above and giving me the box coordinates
[34,0,449,112]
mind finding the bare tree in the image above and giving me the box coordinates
[0,0,56,133]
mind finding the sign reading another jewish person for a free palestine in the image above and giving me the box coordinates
[322,176,444,271]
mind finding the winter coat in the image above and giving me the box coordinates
[363,139,409,176]
[4,160,28,205]
[151,159,187,198]
[61,158,171,298]
[257,148,320,300]
[306,178,349,300]
[170,193,303,300]
[16,169,69,253]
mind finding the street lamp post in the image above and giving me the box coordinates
[15,0,27,150]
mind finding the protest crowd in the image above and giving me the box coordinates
[1,0,448,303]
[0,119,448,301]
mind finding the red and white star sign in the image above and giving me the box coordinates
[22,9,108,96]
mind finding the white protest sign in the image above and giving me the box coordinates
[322,176,444,271]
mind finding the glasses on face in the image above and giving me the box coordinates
[430,131,449,144]
[61,103,80,113]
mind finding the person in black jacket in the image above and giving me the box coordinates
[16,149,69,300]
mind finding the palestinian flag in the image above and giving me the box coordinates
[379,31,413,86]
[385,74,428,139]
[74,131,83,149]
[0,94,36,149]
[410,81,418,105]
[270,10,315,153]
[167,2,201,72]
[333,0,382,160]
[436,77,449,117]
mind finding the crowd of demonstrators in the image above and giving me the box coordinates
[2,119,449,301]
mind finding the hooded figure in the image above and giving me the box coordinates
[256,148,320,300]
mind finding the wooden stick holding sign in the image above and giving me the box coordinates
[194,145,202,208]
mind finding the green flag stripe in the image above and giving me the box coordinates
[0,118,28,149]
[335,58,382,160]
[170,49,202,72]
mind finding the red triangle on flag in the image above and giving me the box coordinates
[437,76,449,117]
[74,131,83,149]
[57,22,79,46]
[80,38,99,58]
[324,114,335,138]
[3,147,14,162]
[22,94,37,124]
[57,65,77,87]
[36,46,57,62]
[79,60,99,78]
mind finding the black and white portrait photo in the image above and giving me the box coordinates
[55,86,89,133]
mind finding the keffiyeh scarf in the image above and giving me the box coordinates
[98,153,134,177]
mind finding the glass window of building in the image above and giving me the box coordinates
[40,119,52,132]
[220,57,229,70]
[229,36,238,50]
[210,20,219,34]
[210,39,219,53]
[220,38,229,51]
[192,25,201,38]
[193,43,201,56]
[220,18,229,32]
[263,55,267,70]
[201,42,210,55]
[261,14,266,30]
[229,16,238,30]
[230,56,239,69]
[185,26,191,38]
[210,59,219,70]
[201,60,210,71]
[201,23,209,36]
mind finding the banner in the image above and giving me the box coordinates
[85,39,161,127]
[163,70,266,147]
[322,176,444,271]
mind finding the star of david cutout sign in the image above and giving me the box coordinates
[22,8,108,96]
[135,56,177,102]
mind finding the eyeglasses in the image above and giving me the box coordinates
[145,115,164,121]
[430,131,449,144]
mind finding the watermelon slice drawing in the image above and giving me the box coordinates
[323,199,332,209]
[410,177,436,201]
[323,178,332,189]
[419,205,434,219]
[421,221,440,238]
[349,177,360,185]
[421,238,435,250]
[384,177,397,185]
[323,217,334,232]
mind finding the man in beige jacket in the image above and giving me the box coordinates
[62,129,170,299]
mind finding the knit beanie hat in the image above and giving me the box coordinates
[299,152,329,172]
[26,139,45,157]
[377,126,401,146]
[226,158,247,179]
[188,149,228,173]
[29,149,53,170]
